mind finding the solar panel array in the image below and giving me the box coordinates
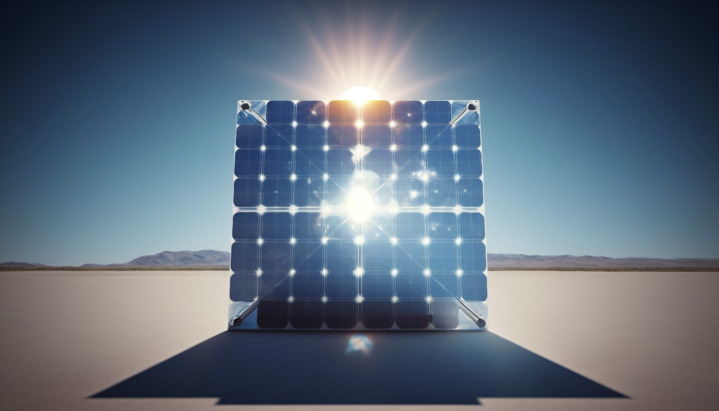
[230,100,487,330]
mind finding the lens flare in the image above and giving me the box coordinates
[339,87,381,105]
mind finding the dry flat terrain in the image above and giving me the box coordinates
[1,270,718,410]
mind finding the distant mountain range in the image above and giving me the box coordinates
[1,250,718,271]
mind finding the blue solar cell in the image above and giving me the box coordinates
[428,178,457,207]
[265,125,292,149]
[229,273,257,301]
[261,177,292,206]
[459,213,485,240]
[454,125,481,148]
[266,100,294,124]
[234,150,262,177]
[362,242,394,271]
[263,149,292,176]
[261,213,292,240]
[396,272,427,298]
[392,101,422,124]
[426,125,452,147]
[260,242,291,271]
[362,272,393,298]
[290,300,324,329]
[295,125,325,147]
[461,273,488,301]
[396,213,425,240]
[294,149,324,176]
[232,213,259,240]
[456,149,482,176]
[260,273,290,298]
[327,125,358,147]
[296,101,325,124]
[257,300,289,328]
[293,179,323,207]
[457,178,483,207]
[428,213,458,239]
[361,300,394,329]
[362,149,393,176]
[236,124,263,148]
[393,124,423,146]
[424,101,451,124]
[328,100,357,124]
[395,244,424,271]
[395,300,429,329]
[460,241,487,272]
[431,275,458,298]
[362,125,391,146]
[325,301,357,329]
[326,149,355,177]
[427,149,454,176]
[292,271,323,298]
[231,241,259,272]
[428,241,458,273]
[293,214,322,241]
[326,271,357,298]
[326,242,356,274]
[293,243,323,272]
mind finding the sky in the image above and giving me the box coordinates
[1,0,718,265]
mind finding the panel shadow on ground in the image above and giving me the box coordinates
[92,331,626,405]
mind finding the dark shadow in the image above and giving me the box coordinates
[92,331,626,405]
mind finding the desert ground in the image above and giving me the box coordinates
[1,270,718,410]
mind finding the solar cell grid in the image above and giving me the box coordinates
[230,99,487,330]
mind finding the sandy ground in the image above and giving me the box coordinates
[1,270,718,410]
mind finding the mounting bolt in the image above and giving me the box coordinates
[231,316,242,327]
[467,103,477,111]
[240,102,251,111]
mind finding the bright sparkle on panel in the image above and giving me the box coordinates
[453,205,462,215]
[321,268,328,276]
[454,174,461,182]
[391,268,398,276]
[347,187,374,223]
[257,238,264,246]
[289,269,296,276]
[425,296,433,303]
[421,121,427,128]
[390,143,397,152]
[260,145,266,152]
[452,144,458,152]
[389,120,396,128]
[456,269,464,277]
[423,268,431,276]
[259,174,266,182]
[288,296,295,302]
[323,120,330,128]
[292,121,298,127]
[421,144,429,153]
[321,236,328,244]
[322,296,328,303]
[354,235,365,245]
[323,144,329,151]
[291,145,297,151]
[289,204,298,215]
[290,237,296,245]
[355,119,364,129]
[323,173,329,181]
[422,236,431,246]
[355,295,365,303]
[290,173,297,181]
[390,237,398,245]
[353,267,364,277]
[256,268,263,276]
[455,237,463,245]
[390,173,398,181]
[256,204,267,215]
[391,295,398,303]
[421,204,431,216]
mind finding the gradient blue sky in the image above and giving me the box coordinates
[1,0,718,265]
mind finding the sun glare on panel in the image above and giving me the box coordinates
[346,187,375,223]
[339,87,381,106]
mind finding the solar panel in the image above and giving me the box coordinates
[230,99,487,330]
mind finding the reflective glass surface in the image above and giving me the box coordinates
[230,100,487,330]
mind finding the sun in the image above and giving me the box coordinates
[339,87,381,106]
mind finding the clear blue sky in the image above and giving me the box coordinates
[1,0,718,265]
